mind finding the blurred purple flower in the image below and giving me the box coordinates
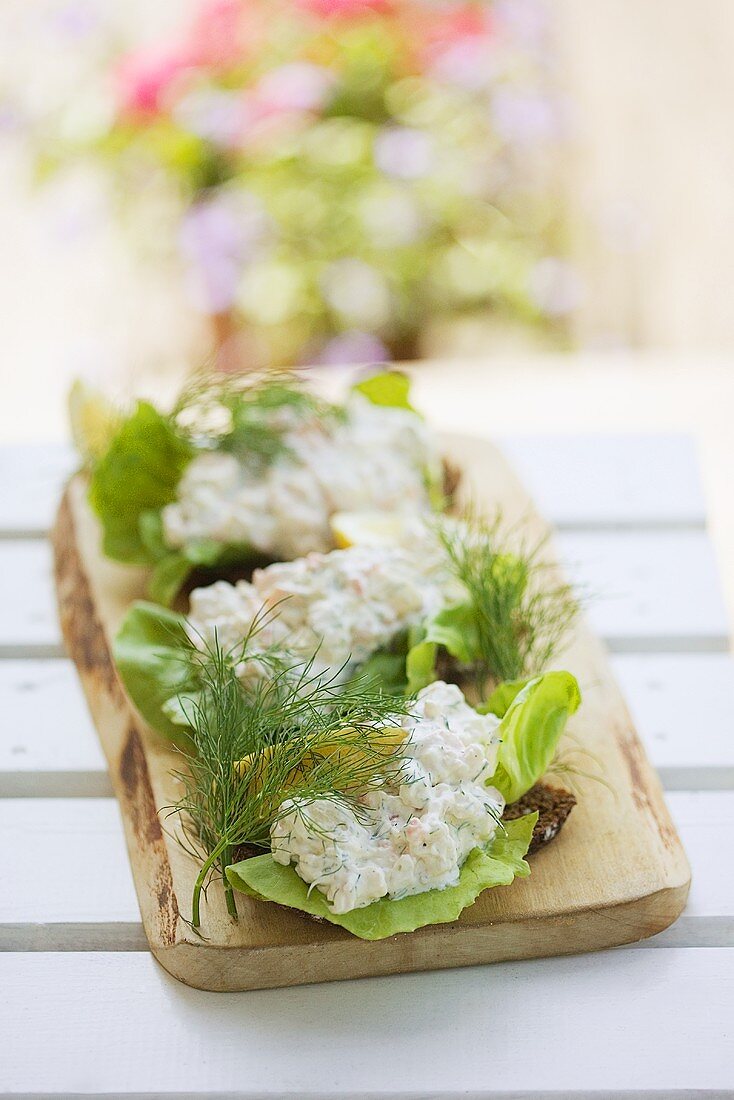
[0,101,22,135]
[493,0,548,51]
[431,39,495,91]
[50,1,100,39]
[255,63,335,114]
[316,331,390,366]
[491,88,557,146]
[178,192,268,313]
[374,127,434,180]
[174,89,248,148]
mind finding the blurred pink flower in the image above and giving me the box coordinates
[296,0,392,18]
[420,4,494,81]
[437,3,493,40]
[116,47,194,118]
[187,0,251,67]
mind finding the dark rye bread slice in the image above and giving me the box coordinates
[503,781,577,853]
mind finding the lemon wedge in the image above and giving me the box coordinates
[330,510,418,549]
[69,379,122,466]
[234,727,407,808]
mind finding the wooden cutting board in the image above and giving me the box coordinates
[52,434,690,992]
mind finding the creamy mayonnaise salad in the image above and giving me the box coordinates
[186,542,455,681]
[162,394,440,561]
[270,681,505,913]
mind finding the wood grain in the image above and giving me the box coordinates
[51,434,691,991]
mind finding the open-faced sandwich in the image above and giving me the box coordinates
[76,370,445,605]
[78,369,583,941]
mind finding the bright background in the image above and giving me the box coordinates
[3,0,734,429]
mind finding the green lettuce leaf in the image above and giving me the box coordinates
[479,677,532,718]
[227,812,537,940]
[349,642,408,696]
[148,553,195,607]
[489,671,581,803]
[405,603,482,691]
[139,510,262,607]
[352,370,416,412]
[405,638,438,693]
[423,603,480,664]
[113,601,198,747]
[88,402,193,564]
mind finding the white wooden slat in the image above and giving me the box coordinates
[0,799,143,950]
[499,433,706,530]
[0,443,74,537]
[1,949,733,1097]
[0,661,110,797]
[1,792,731,952]
[3,655,733,800]
[0,541,64,656]
[612,653,734,789]
[0,532,728,658]
[559,529,730,652]
[653,791,734,947]
[0,436,706,540]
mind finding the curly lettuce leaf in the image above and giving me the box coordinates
[352,370,416,412]
[488,671,581,803]
[88,401,193,564]
[227,812,536,940]
[113,601,198,747]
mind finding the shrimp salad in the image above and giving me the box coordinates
[186,541,454,682]
[271,681,505,913]
[162,394,440,560]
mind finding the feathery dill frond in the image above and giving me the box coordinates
[170,367,343,469]
[544,731,616,801]
[166,632,412,927]
[438,507,580,688]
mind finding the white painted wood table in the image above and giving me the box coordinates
[2,436,734,1099]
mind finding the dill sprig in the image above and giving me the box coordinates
[167,634,411,927]
[438,509,580,689]
[545,731,616,801]
[171,367,343,470]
